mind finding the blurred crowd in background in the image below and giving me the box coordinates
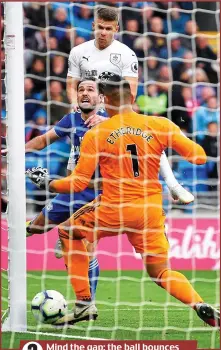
[1,2,220,213]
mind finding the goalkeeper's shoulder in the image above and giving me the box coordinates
[82,118,111,145]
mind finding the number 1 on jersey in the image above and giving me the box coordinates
[126,144,140,177]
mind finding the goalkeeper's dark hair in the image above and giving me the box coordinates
[98,74,131,105]
[95,6,119,22]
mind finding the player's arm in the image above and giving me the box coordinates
[25,129,59,153]
[123,76,138,103]
[66,76,80,106]
[25,113,72,152]
[67,48,81,106]
[49,130,99,193]
[163,119,207,164]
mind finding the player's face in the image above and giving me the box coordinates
[77,81,99,113]
[92,19,119,49]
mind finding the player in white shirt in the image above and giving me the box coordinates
[67,39,138,102]
[67,6,138,105]
[66,6,194,205]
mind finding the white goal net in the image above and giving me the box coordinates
[1,1,220,348]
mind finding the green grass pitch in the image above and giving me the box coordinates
[2,270,220,349]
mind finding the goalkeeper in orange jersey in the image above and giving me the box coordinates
[27,75,220,328]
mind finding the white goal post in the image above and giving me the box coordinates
[2,2,27,332]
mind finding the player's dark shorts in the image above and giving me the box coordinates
[42,189,102,224]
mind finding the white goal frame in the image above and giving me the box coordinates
[2,2,27,332]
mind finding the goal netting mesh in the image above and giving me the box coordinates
[1,1,220,348]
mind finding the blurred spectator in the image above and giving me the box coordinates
[28,57,46,92]
[42,81,70,125]
[192,96,219,143]
[24,78,43,122]
[121,2,143,25]
[72,2,95,16]
[155,2,169,20]
[181,86,199,119]
[179,57,212,93]
[74,36,86,46]
[145,55,160,81]
[171,86,199,132]
[136,83,167,116]
[51,1,71,13]
[122,19,140,51]
[51,7,70,41]
[156,64,171,94]
[25,109,48,142]
[176,51,197,83]
[48,36,59,52]
[148,17,166,55]
[50,55,67,87]
[211,49,219,77]
[194,68,210,104]
[202,121,219,191]
[26,30,47,53]
[171,86,193,132]
[133,36,151,59]
[73,5,93,40]
[24,3,52,28]
[142,3,155,29]
[196,35,218,83]
[164,3,190,34]
[23,7,33,40]
[159,33,187,70]
[178,64,210,102]
[58,26,75,53]
[181,20,198,51]
[200,86,216,106]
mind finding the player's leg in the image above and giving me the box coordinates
[127,194,219,327]
[54,195,122,326]
[56,236,99,300]
[27,193,100,301]
[160,151,194,204]
[84,240,99,300]
[26,194,71,236]
[145,257,220,327]
[54,191,100,299]
[128,221,219,327]
[55,198,102,326]
[26,211,56,236]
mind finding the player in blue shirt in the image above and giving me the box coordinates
[25,78,106,299]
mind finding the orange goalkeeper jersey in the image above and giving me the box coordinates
[52,111,207,202]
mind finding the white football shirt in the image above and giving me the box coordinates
[68,39,138,80]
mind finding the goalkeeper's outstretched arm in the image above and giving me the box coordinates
[172,135,207,164]
[164,119,207,165]
[25,129,59,153]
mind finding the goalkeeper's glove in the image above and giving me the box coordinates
[25,166,52,190]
